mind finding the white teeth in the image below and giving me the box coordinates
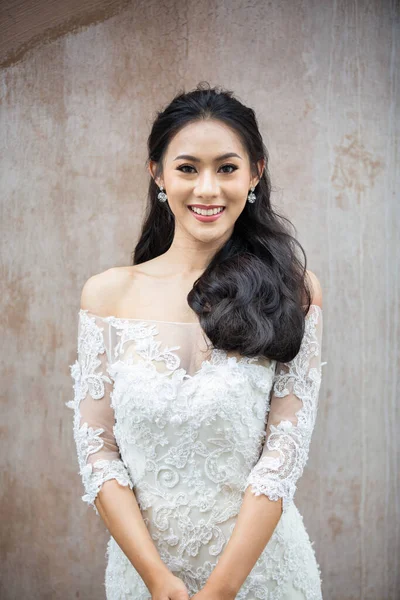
[189,206,224,216]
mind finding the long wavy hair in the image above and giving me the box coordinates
[132,82,312,363]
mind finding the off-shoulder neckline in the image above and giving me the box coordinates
[80,308,200,325]
[79,304,322,326]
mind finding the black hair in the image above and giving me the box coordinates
[132,82,313,363]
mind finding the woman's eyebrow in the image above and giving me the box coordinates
[173,152,243,162]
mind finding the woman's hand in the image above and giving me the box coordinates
[150,572,190,600]
[190,585,235,600]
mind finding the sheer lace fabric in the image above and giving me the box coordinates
[67,305,325,599]
[66,312,135,512]
[245,305,325,512]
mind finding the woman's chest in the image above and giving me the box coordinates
[109,349,275,430]
[104,317,276,427]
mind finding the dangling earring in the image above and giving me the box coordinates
[247,186,256,203]
[158,185,168,202]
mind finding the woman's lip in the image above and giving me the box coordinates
[187,206,225,222]
[188,205,225,209]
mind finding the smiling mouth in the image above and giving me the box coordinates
[188,206,225,215]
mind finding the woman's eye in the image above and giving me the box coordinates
[178,165,196,173]
[177,164,238,174]
[220,164,237,174]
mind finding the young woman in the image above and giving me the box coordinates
[67,83,325,599]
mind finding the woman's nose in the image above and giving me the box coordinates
[194,172,219,197]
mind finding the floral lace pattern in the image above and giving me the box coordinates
[244,305,325,512]
[66,311,134,515]
[67,306,325,598]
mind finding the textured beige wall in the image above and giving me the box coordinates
[0,1,399,599]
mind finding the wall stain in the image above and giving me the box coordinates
[331,131,384,208]
[328,513,344,541]
[0,0,132,69]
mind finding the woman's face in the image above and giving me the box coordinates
[149,119,264,245]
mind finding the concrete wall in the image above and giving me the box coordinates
[0,1,398,598]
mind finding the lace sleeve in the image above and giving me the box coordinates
[244,304,326,512]
[66,310,135,515]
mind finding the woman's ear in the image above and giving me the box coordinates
[148,160,160,186]
[251,158,265,188]
[257,158,265,181]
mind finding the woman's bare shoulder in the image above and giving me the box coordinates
[80,266,136,316]
[305,269,323,308]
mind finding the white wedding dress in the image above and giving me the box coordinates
[66,304,325,599]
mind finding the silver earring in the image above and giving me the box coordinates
[158,185,168,202]
[247,186,256,203]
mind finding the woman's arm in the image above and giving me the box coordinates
[200,274,324,598]
[67,274,189,598]
[95,480,173,591]
[201,489,283,598]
